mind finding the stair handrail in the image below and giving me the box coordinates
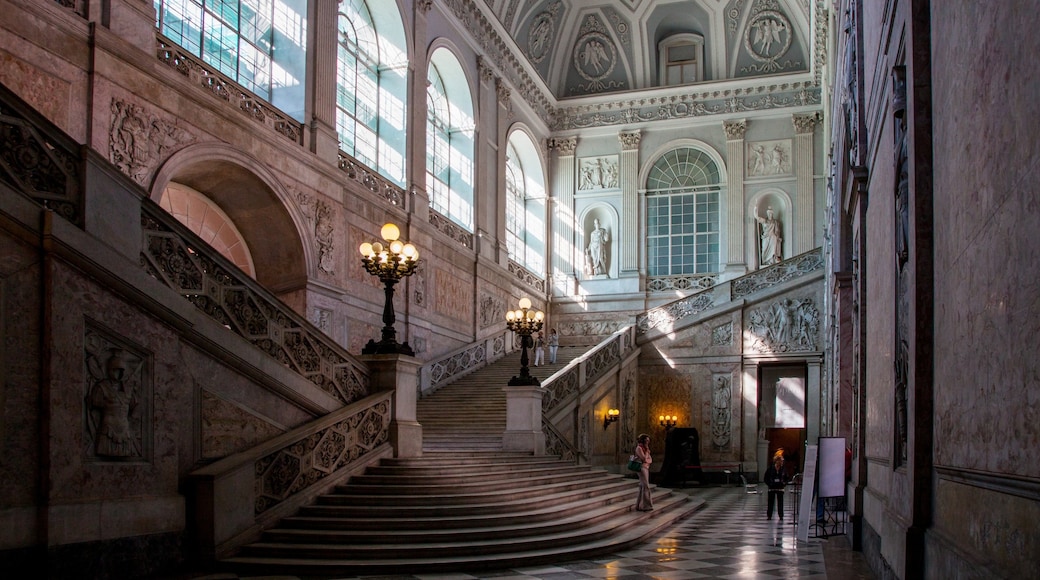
[189,390,394,558]
[418,330,511,396]
[635,247,824,334]
[141,201,370,405]
[537,325,637,463]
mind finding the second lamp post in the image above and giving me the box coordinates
[505,297,544,386]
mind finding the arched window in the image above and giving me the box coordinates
[427,48,475,231]
[337,0,408,186]
[155,0,308,121]
[505,133,546,274]
[646,147,722,275]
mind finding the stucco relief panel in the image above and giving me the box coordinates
[433,267,473,326]
[200,389,285,460]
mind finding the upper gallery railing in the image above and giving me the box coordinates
[140,202,370,405]
[636,248,824,334]
[419,330,510,396]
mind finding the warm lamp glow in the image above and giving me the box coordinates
[390,240,403,254]
[359,242,373,256]
[381,223,400,241]
[504,297,545,386]
[518,297,532,310]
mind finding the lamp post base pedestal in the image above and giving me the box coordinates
[362,338,415,356]
[508,374,542,386]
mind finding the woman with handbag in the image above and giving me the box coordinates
[633,433,653,511]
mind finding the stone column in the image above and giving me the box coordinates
[742,361,764,478]
[503,385,546,454]
[362,354,424,458]
[723,119,748,275]
[548,137,577,296]
[473,57,500,263]
[618,131,641,277]
[407,1,433,220]
[493,76,513,265]
[792,114,818,254]
[306,0,341,164]
[807,357,822,446]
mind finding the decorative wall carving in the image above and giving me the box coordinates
[254,398,390,515]
[526,5,558,64]
[578,156,619,190]
[84,325,151,461]
[559,319,625,337]
[109,99,194,185]
[296,191,336,275]
[200,389,284,459]
[309,307,332,334]
[412,264,426,307]
[712,322,734,346]
[892,62,909,467]
[747,139,792,177]
[433,267,472,321]
[542,366,579,414]
[711,374,732,449]
[746,298,820,353]
[793,113,818,134]
[479,292,504,329]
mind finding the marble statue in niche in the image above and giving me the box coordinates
[755,206,783,266]
[585,218,610,277]
[85,342,144,458]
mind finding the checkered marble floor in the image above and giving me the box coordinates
[316,485,839,580]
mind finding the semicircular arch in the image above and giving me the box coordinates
[150,143,312,290]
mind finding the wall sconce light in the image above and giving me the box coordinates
[603,408,620,428]
[659,414,678,430]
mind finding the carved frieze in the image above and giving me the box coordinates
[508,260,545,293]
[84,324,151,461]
[578,156,619,190]
[646,274,718,293]
[636,293,715,334]
[746,297,820,353]
[296,190,337,276]
[479,292,504,329]
[559,319,625,338]
[109,99,193,185]
[747,139,792,177]
[712,322,734,346]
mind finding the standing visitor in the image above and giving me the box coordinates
[634,434,653,511]
[764,455,788,520]
[547,329,559,364]
[533,332,545,367]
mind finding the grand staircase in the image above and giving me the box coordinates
[222,347,703,576]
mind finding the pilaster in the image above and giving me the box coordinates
[549,137,577,295]
[307,0,341,164]
[793,114,818,254]
[724,119,748,275]
[475,56,501,263]
[618,131,641,276]
[407,3,432,221]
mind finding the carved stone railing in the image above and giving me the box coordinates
[543,419,579,462]
[0,83,83,225]
[731,248,824,299]
[419,331,509,396]
[155,35,303,145]
[140,203,370,405]
[539,325,637,462]
[190,390,392,557]
[508,259,546,294]
[337,154,406,208]
[429,210,474,249]
[636,248,824,334]
[646,273,718,293]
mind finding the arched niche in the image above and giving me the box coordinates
[150,143,310,293]
[578,204,620,279]
[748,188,793,270]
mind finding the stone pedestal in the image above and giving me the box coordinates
[361,353,424,458]
[503,384,545,454]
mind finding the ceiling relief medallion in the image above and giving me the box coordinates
[527,10,556,64]
[742,9,796,73]
[572,15,623,93]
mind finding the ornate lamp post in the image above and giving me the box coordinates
[358,223,420,356]
[505,297,544,386]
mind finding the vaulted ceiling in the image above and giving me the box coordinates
[480,0,814,99]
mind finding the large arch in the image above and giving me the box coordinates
[150,143,311,293]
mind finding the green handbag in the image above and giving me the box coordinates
[626,455,642,471]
